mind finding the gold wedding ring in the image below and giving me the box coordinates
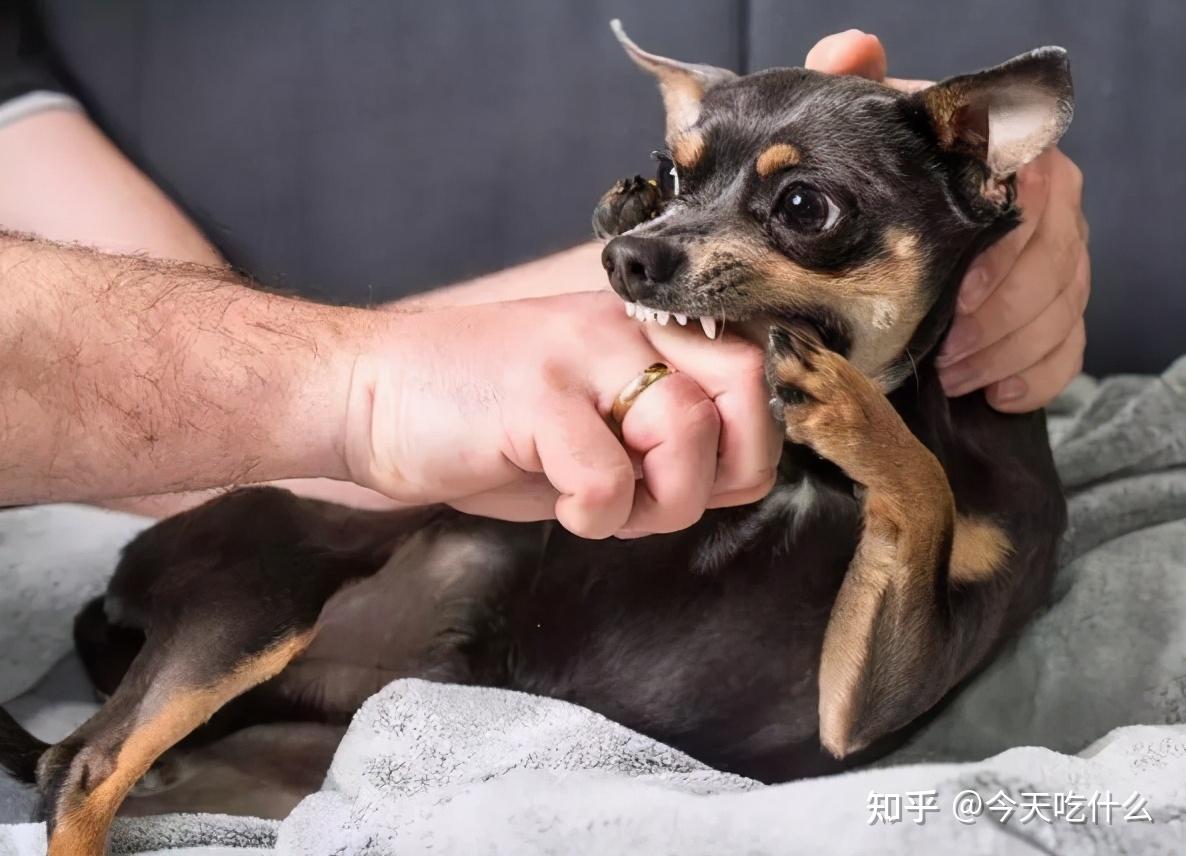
[609,362,673,437]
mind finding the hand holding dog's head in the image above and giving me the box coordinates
[601,21,1073,390]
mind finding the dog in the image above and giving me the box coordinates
[1,21,1071,855]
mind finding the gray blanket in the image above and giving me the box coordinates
[3,358,1185,855]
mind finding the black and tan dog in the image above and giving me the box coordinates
[1,22,1071,855]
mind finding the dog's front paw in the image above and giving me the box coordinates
[592,176,665,239]
[765,323,890,476]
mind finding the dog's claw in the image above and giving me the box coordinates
[777,385,811,407]
[768,324,817,370]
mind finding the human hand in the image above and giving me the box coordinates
[342,291,780,538]
[805,31,1090,412]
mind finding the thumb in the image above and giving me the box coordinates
[804,29,888,81]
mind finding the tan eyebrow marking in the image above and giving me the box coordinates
[755,143,801,176]
[670,130,706,170]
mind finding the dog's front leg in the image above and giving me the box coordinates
[766,325,1013,758]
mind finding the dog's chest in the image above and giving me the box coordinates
[691,476,847,574]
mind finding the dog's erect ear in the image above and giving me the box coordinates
[916,47,1073,182]
[611,19,736,140]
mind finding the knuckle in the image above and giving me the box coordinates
[679,393,723,438]
[578,462,635,508]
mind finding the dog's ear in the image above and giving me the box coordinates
[916,48,1073,184]
[611,19,736,140]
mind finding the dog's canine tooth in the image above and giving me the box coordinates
[674,313,687,326]
[625,301,636,318]
[700,316,718,339]
[656,310,670,325]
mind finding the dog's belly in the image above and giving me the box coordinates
[265,477,860,782]
[261,522,526,719]
[500,483,860,780]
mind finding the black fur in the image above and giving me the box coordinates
[0,706,46,784]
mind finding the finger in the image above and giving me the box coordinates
[449,475,561,522]
[804,30,887,80]
[986,317,1086,413]
[939,247,1090,397]
[937,171,1079,369]
[885,77,931,93]
[803,32,930,91]
[949,155,1053,321]
[617,371,721,534]
[643,324,780,506]
[534,395,636,539]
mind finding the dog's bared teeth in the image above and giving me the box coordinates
[656,310,670,326]
[625,302,636,318]
[674,313,687,326]
[639,306,652,323]
[700,316,718,340]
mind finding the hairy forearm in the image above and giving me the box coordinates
[0,233,366,504]
[0,112,607,513]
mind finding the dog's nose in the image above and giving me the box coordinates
[601,236,685,301]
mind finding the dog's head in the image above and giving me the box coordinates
[600,21,1073,389]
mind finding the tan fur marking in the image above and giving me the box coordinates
[749,228,926,381]
[670,131,706,170]
[892,232,919,259]
[755,142,801,176]
[656,77,709,138]
[950,515,1012,583]
[48,633,314,856]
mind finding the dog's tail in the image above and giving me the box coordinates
[0,705,46,784]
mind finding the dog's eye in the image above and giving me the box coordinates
[651,151,679,197]
[778,184,840,233]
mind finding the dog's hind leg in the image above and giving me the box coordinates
[765,325,1058,758]
[1,706,48,783]
[36,487,428,856]
[73,596,145,700]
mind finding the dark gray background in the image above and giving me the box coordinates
[35,0,1186,374]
